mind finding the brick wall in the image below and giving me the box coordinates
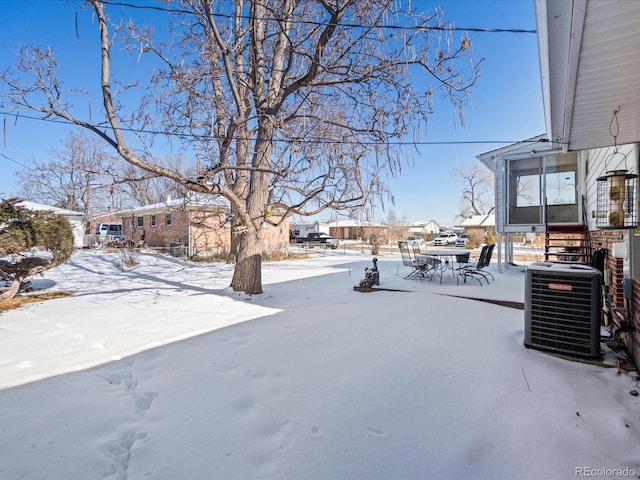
[189,210,231,256]
[120,208,290,257]
[121,209,227,254]
[590,230,625,309]
[590,229,640,366]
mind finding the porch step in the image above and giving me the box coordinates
[545,224,590,265]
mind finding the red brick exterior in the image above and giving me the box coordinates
[590,230,625,308]
[590,229,640,364]
[118,206,289,257]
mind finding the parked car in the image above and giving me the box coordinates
[405,236,425,246]
[433,232,458,246]
[296,232,340,249]
[455,233,468,247]
[95,222,124,239]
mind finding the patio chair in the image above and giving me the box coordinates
[400,242,428,279]
[457,244,495,285]
[454,252,471,271]
[421,255,441,281]
[411,243,441,279]
[476,244,495,281]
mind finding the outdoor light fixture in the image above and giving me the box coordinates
[595,108,638,229]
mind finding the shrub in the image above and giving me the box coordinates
[0,199,74,301]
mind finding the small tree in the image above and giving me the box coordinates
[456,162,495,220]
[0,199,74,301]
[14,131,115,217]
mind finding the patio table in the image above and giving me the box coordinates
[419,250,470,284]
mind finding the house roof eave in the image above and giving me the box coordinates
[536,0,640,151]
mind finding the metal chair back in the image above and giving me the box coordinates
[399,242,414,268]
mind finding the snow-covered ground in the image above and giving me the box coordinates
[0,249,638,480]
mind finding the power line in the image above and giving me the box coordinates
[97,0,536,34]
[2,111,549,147]
[0,152,30,169]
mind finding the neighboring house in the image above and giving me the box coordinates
[480,1,640,367]
[18,201,85,249]
[292,219,440,244]
[460,214,495,244]
[325,219,388,241]
[407,219,441,239]
[117,197,289,258]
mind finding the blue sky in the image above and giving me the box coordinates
[0,0,544,227]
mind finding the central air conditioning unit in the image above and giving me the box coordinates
[524,262,601,358]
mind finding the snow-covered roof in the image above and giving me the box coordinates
[323,220,385,228]
[408,219,439,227]
[461,214,495,227]
[17,201,85,218]
[118,196,228,215]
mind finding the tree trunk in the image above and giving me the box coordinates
[230,231,263,294]
[228,118,272,294]
[227,207,241,264]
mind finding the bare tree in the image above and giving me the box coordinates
[1,1,480,294]
[13,130,186,216]
[382,209,410,244]
[14,131,115,217]
[117,154,194,206]
[456,162,494,219]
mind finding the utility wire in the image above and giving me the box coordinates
[2,111,549,146]
[97,0,536,34]
[0,152,30,169]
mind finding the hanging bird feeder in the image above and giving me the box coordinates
[596,169,638,229]
[595,108,638,230]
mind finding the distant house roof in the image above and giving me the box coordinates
[408,219,439,227]
[118,196,227,215]
[461,214,495,228]
[324,220,385,228]
[18,201,85,218]
[289,221,322,227]
[408,219,440,234]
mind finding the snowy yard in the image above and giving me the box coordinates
[0,250,638,479]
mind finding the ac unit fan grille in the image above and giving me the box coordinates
[525,265,600,357]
